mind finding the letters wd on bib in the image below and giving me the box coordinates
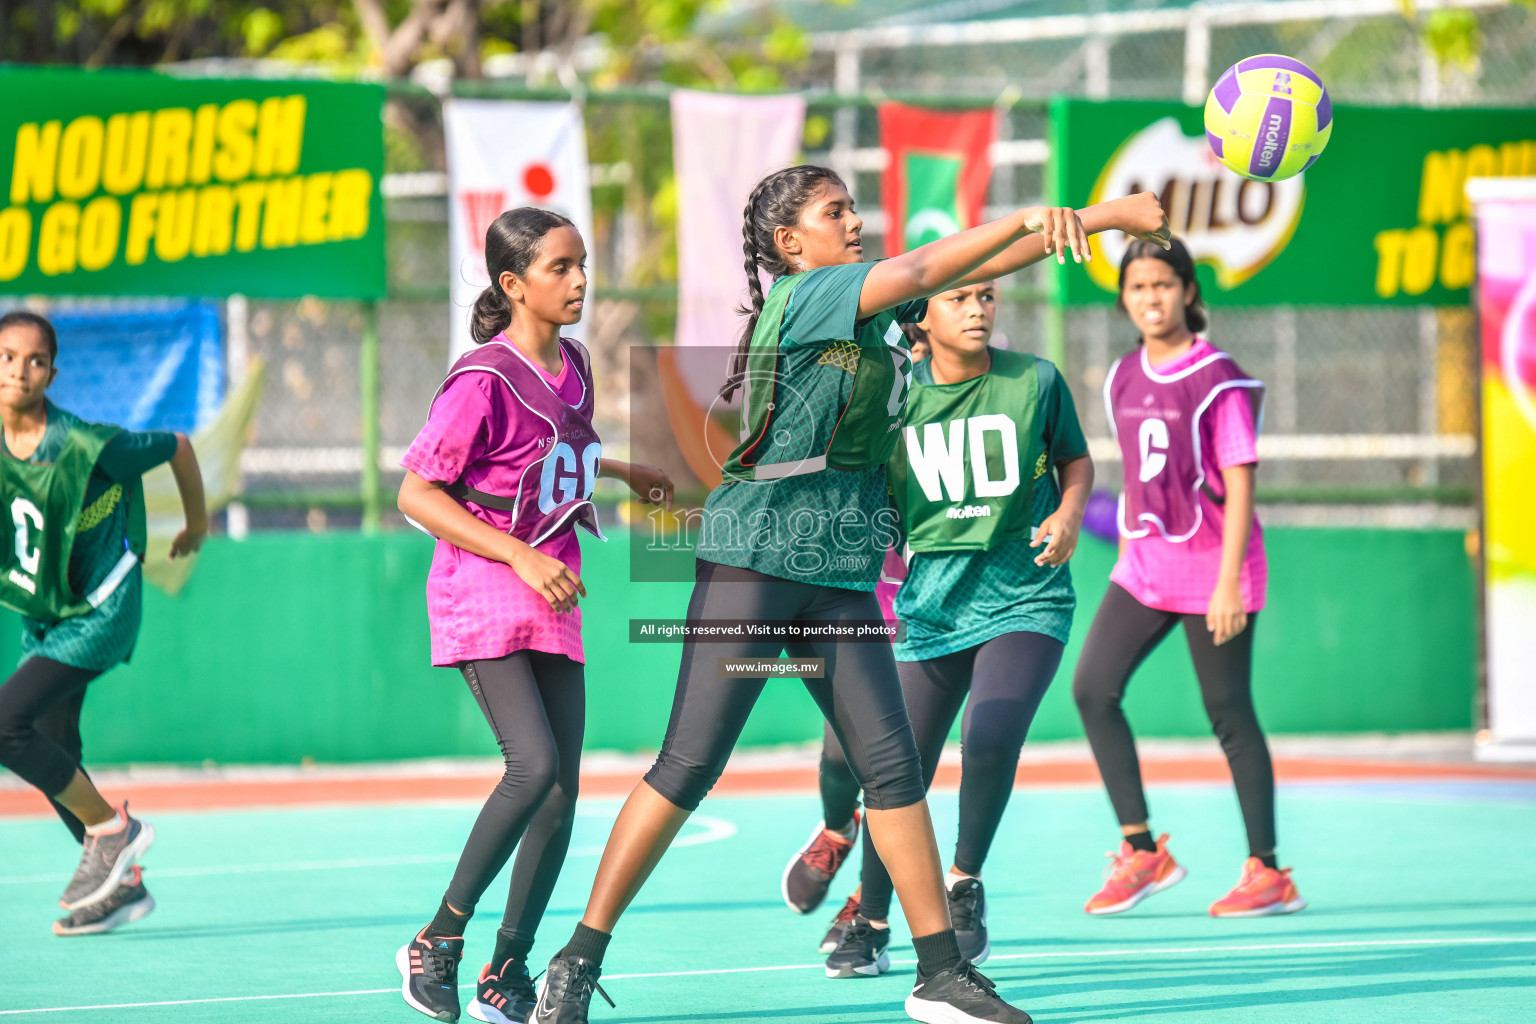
[1471,178,1536,760]
[444,100,593,362]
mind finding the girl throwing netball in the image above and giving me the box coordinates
[395,209,671,1023]
[1073,237,1305,918]
[786,279,1093,978]
[533,166,1166,1024]
[0,310,207,936]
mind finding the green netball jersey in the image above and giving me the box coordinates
[893,355,1088,660]
[6,403,177,671]
[696,261,926,590]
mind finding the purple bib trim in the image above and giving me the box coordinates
[432,336,605,546]
[1104,344,1263,543]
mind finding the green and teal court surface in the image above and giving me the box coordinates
[3,779,1534,1022]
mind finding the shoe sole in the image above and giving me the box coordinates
[466,998,521,1024]
[53,892,156,936]
[904,992,1032,1024]
[826,949,890,978]
[1211,896,1309,918]
[396,944,459,1022]
[1084,863,1188,915]
[782,820,839,915]
[63,822,156,912]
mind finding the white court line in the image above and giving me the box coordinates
[0,814,736,887]
[3,934,1533,1016]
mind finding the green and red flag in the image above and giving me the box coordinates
[879,103,996,254]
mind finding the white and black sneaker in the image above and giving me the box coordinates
[948,877,989,964]
[820,894,860,953]
[53,864,155,935]
[398,928,464,1021]
[468,956,538,1023]
[824,915,891,978]
[531,954,614,1023]
[905,960,1032,1024]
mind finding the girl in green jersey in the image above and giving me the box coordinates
[0,310,207,937]
[536,166,1167,1024]
[785,281,1094,976]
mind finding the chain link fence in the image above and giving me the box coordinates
[233,1,1527,530]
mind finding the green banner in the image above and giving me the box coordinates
[0,67,384,299]
[1051,97,1536,306]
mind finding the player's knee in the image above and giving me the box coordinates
[1073,677,1118,719]
[642,757,717,812]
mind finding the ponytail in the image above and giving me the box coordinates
[720,164,847,400]
[470,206,577,345]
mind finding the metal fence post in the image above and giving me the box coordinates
[361,301,382,533]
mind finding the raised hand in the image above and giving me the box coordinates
[1021,206,1092,265]
[1118,191,1172,249]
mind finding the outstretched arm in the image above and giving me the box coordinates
[955,192,1171,287]
[856,206,1089,318]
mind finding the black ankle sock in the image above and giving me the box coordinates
[559,923,612,965]
[1125,830,1157,854]
[493,927,534,971]
[1256,852,1278,870]
[912,929,963,975]
[426,897,470,938]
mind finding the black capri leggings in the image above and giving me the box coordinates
[445,650,584,952]
[644,560,925,813]
[0,656,103,844]
[1072,582,1275,855]
[820,631,1063,922]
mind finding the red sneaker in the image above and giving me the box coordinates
[1209,858,1308,917]
[819,893,860,953]
[1084,833,1187,915]
[781,812,859,914]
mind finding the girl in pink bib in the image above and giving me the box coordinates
[1073,237,1305,921]
[394,208,672,1023]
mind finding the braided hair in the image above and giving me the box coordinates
[470,207,577,344]
[721,164,847,399]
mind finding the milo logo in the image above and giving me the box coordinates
[1084,117,1305,291]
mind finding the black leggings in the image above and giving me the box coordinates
[1072,582,1275,855]
[644,560,925,813]
[820,632,1063,922]
[0,656,102,844]
[445,651,584,950]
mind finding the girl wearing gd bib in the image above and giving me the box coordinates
[1073,238,1306,919]
[395,209,672,1024]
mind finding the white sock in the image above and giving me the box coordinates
[826,818,857,840]
[85,810,124,836]
[947,869,977,890]
[868,919,890,930]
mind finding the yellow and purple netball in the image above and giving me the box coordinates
[1203,54,1332,182]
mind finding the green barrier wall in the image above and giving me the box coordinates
[0,528,1473,766]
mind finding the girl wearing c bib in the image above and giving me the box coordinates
[0,310,208,937]
[1073,238,1306,920]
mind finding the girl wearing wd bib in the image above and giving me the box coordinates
[1073,238,1305,919]
[795,280,1093,979]
[536,165,1167,1024]
[0,311,208,937]
[395,209,672,1024]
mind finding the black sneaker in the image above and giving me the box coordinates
[905,960,1032,1024]
[531,954,614,1023]
[824,915,891,978]
[397,928,465,1021]
[948,877,990,964]
[782,812,859,914]
[820,893,860,953]
[53,864,155,935]
[60,803,154,911]
[468,956,538,1023]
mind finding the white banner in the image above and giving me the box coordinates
[445,100,593,362]
[670,89,805,407]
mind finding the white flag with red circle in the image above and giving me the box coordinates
[445,100,593,361]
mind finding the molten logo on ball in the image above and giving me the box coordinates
[1204,54,1332,183]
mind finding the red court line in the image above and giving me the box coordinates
[2,755,1531,819]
